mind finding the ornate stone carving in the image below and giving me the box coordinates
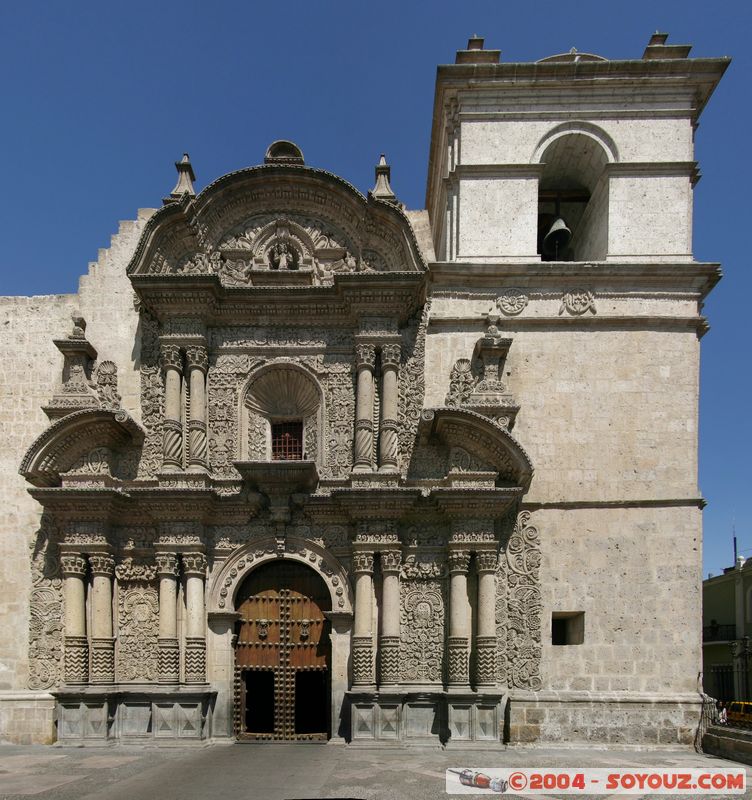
[90,638,115,684]
[475,635,497,685]
[89,553,115,576]
[448,446,488,473]
[496,288,529,316]
[116,557,158,582]
[95,361,121,409]
[381,344,401,369]
[352,636,374,685]
[159,344,183,372]
[64,635,89,684]
[447,550,471,573]
[162,418,183,467]
[355,343,376,370]
[155,553,179,577]
[352,552,374,574]
[60,554,87,577]
[182,552,207,577]
[400,553,447,579]
[117,585,159,682]
[398,305,427,472]
[400,581,444,682]
[379,550,402,573]
[138,312,164,478]
[185,345,209,373]
[498,511,542,690]
[476,550,498,573]
[158,639,180,683]
[379,635,400,684]
[65,446,113,476]
[178,250,220,275]
[445,359,475,407]
[184,638,206,683]
[28,536,63,691]
[560,288,596,316]
[447,636,469,684]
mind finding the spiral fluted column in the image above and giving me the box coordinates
[378,549,401,686]
[61,554,88,685]
[352,551,375,686]
[89,553,115,684]
[353,344,376,472]
[185,345,208,471]
[156,552,180,683]
[160,343,184,469]
[378,344,400,473]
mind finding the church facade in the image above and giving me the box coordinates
[0,34,728,746]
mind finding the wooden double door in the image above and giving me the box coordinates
[234,561,331,740]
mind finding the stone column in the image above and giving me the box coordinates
[183,552,207,683]
[475,550,498,688]
[88,553,115,684]
[378,344,400,473]
[185,345,208,471]
[156,552,180,683]
[61,554,89,684]
[447,549,471,688]
[353,344,376,472]
[352,551,375,686]
[160,343,184,469]
[379,549,402,686]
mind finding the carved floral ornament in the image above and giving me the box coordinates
[560,288,597,316]
[496,289,529,316]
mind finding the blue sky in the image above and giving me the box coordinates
[0,1,749,577]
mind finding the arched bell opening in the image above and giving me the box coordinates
[536,131,612,262]
[233,559,332,741]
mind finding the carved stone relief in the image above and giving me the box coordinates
[117,584,159,682]
[137,311,164,478]
[497,511,542,690]
[399,580,445,683]
[398,303,428,472]
[28,532,63,691]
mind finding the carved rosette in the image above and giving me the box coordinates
[90,638,115,684]
[447,636,469,685]
[64,636,89,684]
[184,638,206,684]
[379,636,400,685]
[475,635,497,686]
[158,639,180,683]
[352,636,374,685]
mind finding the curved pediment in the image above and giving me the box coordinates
[414,408,534,490]
[19,409,144,488]
[126,164,426,287]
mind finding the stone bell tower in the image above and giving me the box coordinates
[423,34,728,744]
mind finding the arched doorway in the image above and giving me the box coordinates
[234,560,331,740]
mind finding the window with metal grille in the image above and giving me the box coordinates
[271,421,303,460]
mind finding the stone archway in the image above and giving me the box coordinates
[234,560,331,740]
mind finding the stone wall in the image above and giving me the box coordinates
[0,210,153,742]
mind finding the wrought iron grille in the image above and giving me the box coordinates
[271,421,303,460]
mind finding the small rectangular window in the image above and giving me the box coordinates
[271,421,304,461]
[551,612,585,646]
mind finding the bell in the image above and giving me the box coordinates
[543,216,572,258]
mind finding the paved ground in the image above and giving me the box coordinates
[0,743,749,800]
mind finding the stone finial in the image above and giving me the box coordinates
[371,155,397,203]
[642,31,691,60]
[70,316,87,339]
[167,153,196,203]
[455,35,500,64]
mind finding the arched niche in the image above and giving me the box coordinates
[532,123,616,262]
[239,362,325,465]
